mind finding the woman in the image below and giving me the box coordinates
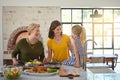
[12,23,45,66]
[62,25,86,68]
[44,20,72,63]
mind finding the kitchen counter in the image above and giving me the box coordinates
[0,65,87,80]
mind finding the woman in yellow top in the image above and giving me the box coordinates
[45,20,72,63]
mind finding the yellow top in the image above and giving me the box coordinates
[47,34,70,62]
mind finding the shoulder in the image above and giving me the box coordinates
[46,38,53,45]
[17,38,26,44]
[47,38,53,43]
[62,34,70,41]
[15,38,27,47]
[62,34,70,39]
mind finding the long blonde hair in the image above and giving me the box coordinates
[72,25,86,47]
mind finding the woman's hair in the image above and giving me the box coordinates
[27,23,40,35]
[48,20,62,39]
[72,25,86,47]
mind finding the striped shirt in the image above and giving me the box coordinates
[62,37,83,66]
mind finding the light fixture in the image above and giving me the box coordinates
[90,9,102,18]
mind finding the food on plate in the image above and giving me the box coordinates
[25,60,42,66]
[25,66,57,73]
[47,68,57,73]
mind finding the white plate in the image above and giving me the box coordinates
[23,70,58,76]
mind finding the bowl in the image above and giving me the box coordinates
[3,66,23,80]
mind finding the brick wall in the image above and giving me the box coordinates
[2,6,60,59]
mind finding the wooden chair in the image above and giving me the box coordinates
[107,53,118,69]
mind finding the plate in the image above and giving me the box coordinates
[44,62,61,69]
[23,70,58,76]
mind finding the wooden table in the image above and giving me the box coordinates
[87,54,117,70]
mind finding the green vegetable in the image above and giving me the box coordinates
[48,69,57,73]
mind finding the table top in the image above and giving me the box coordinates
[0,65,87,80]
[86,63,109,68]
[87,68,120,80]
[87,54,117,58]
[1,65,119,80]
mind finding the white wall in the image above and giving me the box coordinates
[0,0,120,66]
[0,0,120,8]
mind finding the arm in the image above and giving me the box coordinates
[39,42,45,62]
[40,51,45,62]
[12,46,20,66]
[12,40,22,66]
[46,46,52,62]
[68,38,72,53]
[71,38,80,68]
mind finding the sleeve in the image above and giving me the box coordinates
[65,34,70,42]
[11,41,21,58]
[46,38,52,48]
[40,51,45,62]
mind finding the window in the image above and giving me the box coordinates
[61,8,120,62]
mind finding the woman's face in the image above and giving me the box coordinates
[71,31,75,38]
[53,25,62,36]
[30,27,40,39]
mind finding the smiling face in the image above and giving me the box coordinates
[53,25,62,36]
[30,27,40,39]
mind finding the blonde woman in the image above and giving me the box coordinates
[62,25,86,68]
[12,23,45,66]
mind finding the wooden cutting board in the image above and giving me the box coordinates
[58,68,80,77]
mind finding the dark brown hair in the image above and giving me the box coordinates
[48,20,62,39]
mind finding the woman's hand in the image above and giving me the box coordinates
[75,64,80,68]
[12,58,19,66]
[43,58,47,63]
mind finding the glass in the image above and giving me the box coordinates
[114,23,120,35]
[103,49,113,55]
[104,37,112,48]
[3,65,23,80]
[83,10,92,22]
[104,10,113,22]
[93,50,103,55]
[94,37,103,48]
[94,24,102,36]
[114,37,120,48]
[62,24,72,36]
[104,24,113,36]
[72,9,82,22]
[61,9,71,22]
[114,10,120,22]
[83,23,92,36]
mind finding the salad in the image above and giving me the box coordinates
[4,66,23,79]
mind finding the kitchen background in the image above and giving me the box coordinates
[0,0,120,66]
